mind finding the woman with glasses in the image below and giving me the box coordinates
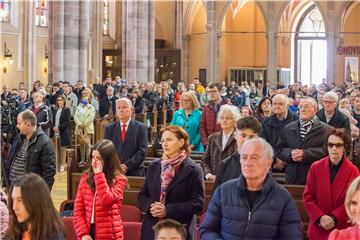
[303,127,359,240]
[171,91,204,152]
[200,105,240,182]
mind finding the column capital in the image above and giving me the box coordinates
[216,32,223,39]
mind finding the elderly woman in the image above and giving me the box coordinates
[138,126,205,240]
[74,96,96,164]
[328,176,360,239]
[304,128,359,240]
[200,104,240,181]
[171,91,204,152]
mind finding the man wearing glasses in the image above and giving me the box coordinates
[317,91,350,134]
[277,97,329,184]
[215,116,261,188]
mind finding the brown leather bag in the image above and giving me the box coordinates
[78,126,89,144]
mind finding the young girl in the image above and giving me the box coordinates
[74,139,127,240]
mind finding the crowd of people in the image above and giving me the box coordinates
[2,76,360,239]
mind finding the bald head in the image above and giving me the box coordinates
[272,94,289,116]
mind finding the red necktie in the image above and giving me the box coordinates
[121,124,127,142]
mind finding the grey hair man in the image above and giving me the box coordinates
[316,91,350,134]
[200,137,302,239]
[277,97,329,184]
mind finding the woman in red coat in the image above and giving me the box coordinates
[74,139,127,240]
[303,128,359,240]
[328,176,360,240]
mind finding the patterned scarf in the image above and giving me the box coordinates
[299,116,317,139]
[160,151,187,203]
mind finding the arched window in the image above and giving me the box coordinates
[0,0,10,22]
[35,0,48,27]
[295,5,326,85]
[103,0,109,35]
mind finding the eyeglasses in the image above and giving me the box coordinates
[327,142,344,149]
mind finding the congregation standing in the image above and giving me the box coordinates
[3,76,360,239]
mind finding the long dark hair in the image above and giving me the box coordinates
[86,139,123,190]
[5,173,64,240]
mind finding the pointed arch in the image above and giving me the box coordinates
[216,0,267,33]
[183,0,206,35]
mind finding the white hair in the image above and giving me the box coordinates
[116,97,133,108]
[241,137,274,161]
[272,94,289,105]
[300,97,318,109]
[323,91,339,102]
[217,104,241,124]
[107,86,114,92]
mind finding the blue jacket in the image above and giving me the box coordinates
[200,174,302,240]
[171,109,204,152]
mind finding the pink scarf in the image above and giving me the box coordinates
[160,151,187,203]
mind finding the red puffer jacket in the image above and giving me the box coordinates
[74,172,127,240]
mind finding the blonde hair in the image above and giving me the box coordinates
[179,91,200,110]
[345,176,360,224]
[339,98,350,109]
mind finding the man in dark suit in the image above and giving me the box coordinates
[104,97,148,176]
[99,86,117,118]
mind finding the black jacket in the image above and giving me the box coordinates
[200,174,302,239]
[29,103,53,136]
[6,127,56,190]
[277,119,329,184]
[317,108,351,134]
[99,96,117,118]
[53,107,72,147]
[261,111,299,158]
[215,152,241,189]
[138,158,205,240]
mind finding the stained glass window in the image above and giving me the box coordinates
[103,0,109,35]
[36,0,48,27]
[0,0,10,22]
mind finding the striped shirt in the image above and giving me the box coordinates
[9,139,29,184]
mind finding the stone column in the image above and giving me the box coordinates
[206,1,218,83]
[266,2,277,86]
[175,0,183,49]
[89,1,103,81]
[48,1,90,85]
[326,2,336,84]
[122,1,155,83]
[182,34,190,83]
[23,1,36,87]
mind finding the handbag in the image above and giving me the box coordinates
[78,126,89,144]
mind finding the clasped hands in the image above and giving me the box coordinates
[319,215,335,230]
[291,149,304,162]
[150,201,166,218]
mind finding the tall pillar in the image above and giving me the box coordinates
[182,34,190,83]
[23,1,36,87]
[266,2,277,86]
[122,1,155,83]
[175,0,183,49]
[326,2,336,84]
[89,1,103,82]
[48,1,90,85]
[206,1,218,83]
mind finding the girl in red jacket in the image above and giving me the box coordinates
[74,139,127,240]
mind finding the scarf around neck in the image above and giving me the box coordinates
[299,116,317,139]
[160,151,187,203]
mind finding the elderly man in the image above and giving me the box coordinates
[29,91,53,136]
[261,94,298,171]
[317,91,350,134]
[104,98,148,176]
[277,97,329,184]
[200,138,302,239]
[5,110,56,190]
